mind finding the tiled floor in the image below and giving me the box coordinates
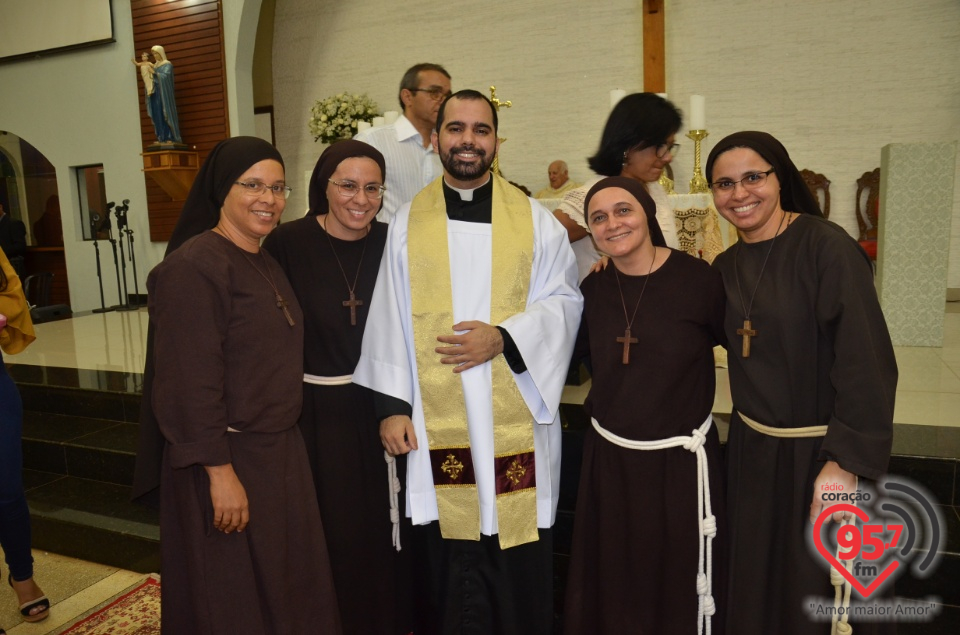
[3,303,960,632]
[13,306,960,428]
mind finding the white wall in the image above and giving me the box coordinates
[273,0,642,213]
[0,1,259,312]
[666,0,960,286]
[273,0,960,286]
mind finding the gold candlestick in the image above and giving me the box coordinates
[686,129,710,194]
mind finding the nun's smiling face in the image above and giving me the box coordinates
[324,156,382,241]
[220,159,286,250]
[710,147,784,243]
[587,187,651,264]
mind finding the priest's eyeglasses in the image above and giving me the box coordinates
[409,87,452,102]
[329,179,387,200]
[234,180,293,199]
[709,169,776,193]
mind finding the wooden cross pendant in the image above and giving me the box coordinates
[343,291,363,326]
[616,328,639,364]
[737,319,757,358]
[275,293,295,327]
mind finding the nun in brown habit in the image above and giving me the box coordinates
[708,131,896,635]
[563,177,727,634]
[136,136,341,634]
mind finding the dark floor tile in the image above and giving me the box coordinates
[896,553,960,606]
[32,515,159,574]
[65,445,136,486]
[21,469,65,492]
[893,425,960,460]
[955,466,960,506]
[941,506,960,556]
[22,411,118,443]
[7,363,143,394]
[21,438,66,474]
[895,601,960,634]
[120,392,143,422]
[71,422,139,453]
[26,475,159,534]
[888,456,956,506]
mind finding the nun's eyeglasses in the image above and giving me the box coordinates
[234,180,293,199]
[329,179,386,200]
[709,169,775,193]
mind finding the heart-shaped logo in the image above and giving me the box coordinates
[812,503,900,597]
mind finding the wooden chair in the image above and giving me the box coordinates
[800,169,831,218]
[855,168,881,259]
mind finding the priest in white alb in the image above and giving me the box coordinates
[353,89,581,635]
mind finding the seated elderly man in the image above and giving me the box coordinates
[535,160,580,199]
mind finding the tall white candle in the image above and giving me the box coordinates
[610,89,627,110]
[383,110,400,125]
[690,95,706,130]
[372,116,385,127]
[356,121,372,132]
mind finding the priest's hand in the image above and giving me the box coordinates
[205,463,249,533]
[809,460,858,524]
[436,321,504,373]
[381,415,418,455]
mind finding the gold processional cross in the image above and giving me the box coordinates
[488,86,511,176]
[737,319,757,358]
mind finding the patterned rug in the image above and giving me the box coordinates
[56,575,160,635]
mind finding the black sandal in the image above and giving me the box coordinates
[8,573,50,623]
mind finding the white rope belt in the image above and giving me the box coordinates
[736,411,852,635]
[385,451,402,552]
[302,373,353,386]
[592,415,716,635]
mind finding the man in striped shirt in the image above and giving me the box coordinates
[355,63,452,223]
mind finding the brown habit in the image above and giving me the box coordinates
[148,231,341,634]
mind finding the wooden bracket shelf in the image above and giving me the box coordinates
[142,149,198,201]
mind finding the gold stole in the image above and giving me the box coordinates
[408,174,539,549]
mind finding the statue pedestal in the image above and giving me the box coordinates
[142,149,198,201]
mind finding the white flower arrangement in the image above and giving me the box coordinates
[308,92,380,144]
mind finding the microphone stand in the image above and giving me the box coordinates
[119,200,142,308]
[115,204,135,312]
[90,212,114,313]
[103,203,124,309]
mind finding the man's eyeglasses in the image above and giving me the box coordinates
[329,179,386,200]
[709,169,776,193]
[234,180,293,199]
[409,87,452,102]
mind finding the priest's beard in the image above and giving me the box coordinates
[439,144,496,182]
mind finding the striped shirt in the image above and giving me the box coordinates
[354,114,442,223]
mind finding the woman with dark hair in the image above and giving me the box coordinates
[707,131,896,635]
[0,248,49,628]
[263,140,411,635]
[563,177,726,634]
[553,93,686,281]
[144,136,341,634]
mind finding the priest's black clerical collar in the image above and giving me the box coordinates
[442,176,493,223]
